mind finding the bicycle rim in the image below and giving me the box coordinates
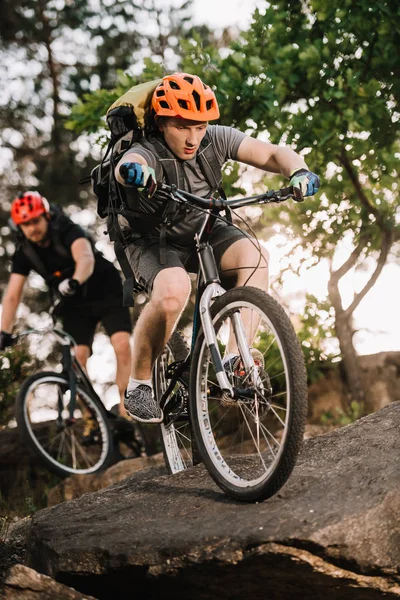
[155,334,192,474]
[19,372,112,476]
[190,287,307,501]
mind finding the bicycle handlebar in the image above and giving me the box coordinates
[11,298,76,347]
[158,183,304,210]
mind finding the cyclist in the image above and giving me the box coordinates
[115,72,320,424]
[0,191,132,417]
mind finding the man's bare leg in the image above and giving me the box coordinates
[110,331,132,417]
[131,267,191,380]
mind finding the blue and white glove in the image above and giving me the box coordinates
[119,162,157,196]
[289,169,320,197]
[58,278,80,297]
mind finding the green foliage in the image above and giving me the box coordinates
[321,400,365,426]
[0,343,39,428]
[297,294,338,383]
[177,1,400,381]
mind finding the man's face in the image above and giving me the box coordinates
[19,214,49,244]
[158,117,208,160]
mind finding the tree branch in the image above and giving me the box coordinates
[339,148,383,226]
[329,234,369,283]
[345,229,392,316]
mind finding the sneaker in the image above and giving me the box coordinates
[221,348,266,407]
[124,384,163,424]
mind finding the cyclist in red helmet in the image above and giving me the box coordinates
[0,191,132,417]
[113,72,320,423]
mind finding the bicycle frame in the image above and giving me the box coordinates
[157,183,301,411]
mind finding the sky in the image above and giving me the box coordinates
[192,0,265,28]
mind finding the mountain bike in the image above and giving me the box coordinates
[13,313,149,478]
[153,183,308,502]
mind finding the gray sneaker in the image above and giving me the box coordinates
[124,385,163,423]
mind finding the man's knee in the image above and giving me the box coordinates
[152,268,191,315]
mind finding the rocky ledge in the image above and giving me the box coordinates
[2,403,400,600]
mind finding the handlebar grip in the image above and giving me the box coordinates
[292,186,304,202]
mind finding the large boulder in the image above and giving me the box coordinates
[2,564,97,599]
[6,403,400,599]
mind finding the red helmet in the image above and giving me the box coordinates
[11,191,50,225]
[151,72,220,122]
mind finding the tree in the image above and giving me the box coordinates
[188,1,400,402]
[0,0,199,282]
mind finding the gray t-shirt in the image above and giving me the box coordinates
[121,125,246,243]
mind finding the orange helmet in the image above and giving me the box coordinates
[11,191,50,225]
[151,73,220,122]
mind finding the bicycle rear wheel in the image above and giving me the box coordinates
[190,286,308,502]
[15,371,114,477]
[154,331,192,474]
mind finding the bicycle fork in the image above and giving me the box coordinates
[199,283,257,398]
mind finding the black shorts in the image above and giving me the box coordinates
[124,222,248,293]
[62,304,132,349]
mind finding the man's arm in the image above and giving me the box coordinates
[236,136,307,177]
[1,273,27,333]
[70,238,95,284]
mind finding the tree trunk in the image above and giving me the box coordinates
[328,270,366,406]
[334,310,365,405]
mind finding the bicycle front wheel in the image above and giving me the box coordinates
[190,287,308,502]
[15,371,114,477]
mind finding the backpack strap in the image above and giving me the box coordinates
[196,135,224,193]
[20,239,53,283]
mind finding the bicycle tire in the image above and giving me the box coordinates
[189,286,308,502]
[15,370,114,477]
[154,331,193,474]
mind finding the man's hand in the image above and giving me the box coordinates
[58,278,80,297]
[119,162,157,196]
[289,169,320,197]
[0,331,14,351]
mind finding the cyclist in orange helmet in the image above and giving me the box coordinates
[113,72,320,423]
[0,191,132,417]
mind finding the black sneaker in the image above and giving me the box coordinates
[124,384,163,423]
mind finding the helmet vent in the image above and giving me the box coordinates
[156,90,165,97]
[206,100,213,110]
[178,99,189,109]
[192,90,201,110]
[183,76,194,85]
[160,101,170,109]
[169,81,181,90]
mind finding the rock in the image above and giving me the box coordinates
[0,428,62,516]
[2,564,98,599]
[47,453,166,506]
[307,352,400,420]
[12,402,399,599]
